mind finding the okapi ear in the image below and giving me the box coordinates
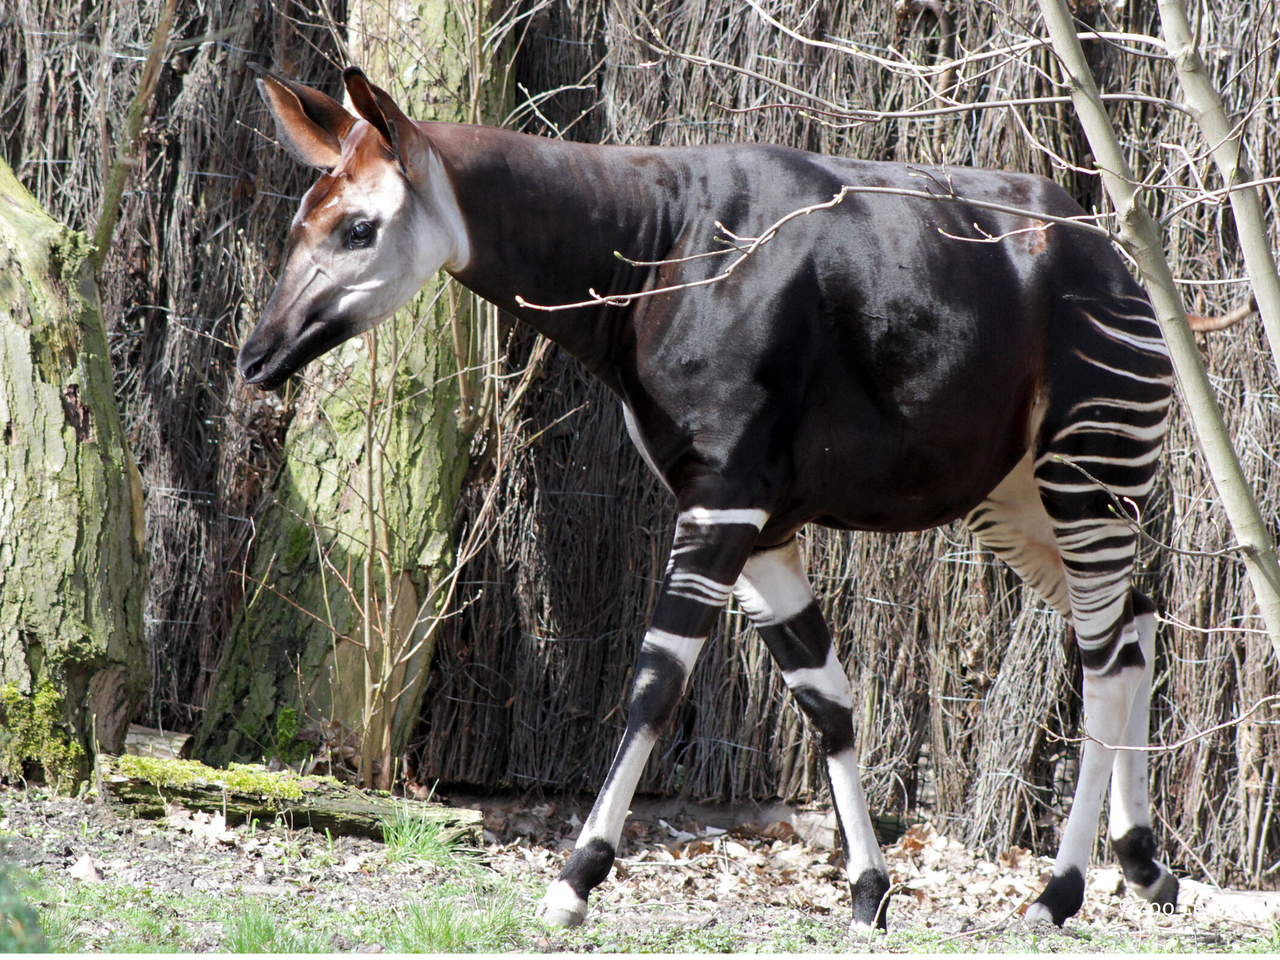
[253,65,355,169]
[342,67,433,178]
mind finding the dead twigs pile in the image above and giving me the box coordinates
[414,0,1280,889]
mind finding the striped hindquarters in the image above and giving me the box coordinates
[1034,293,1173,670]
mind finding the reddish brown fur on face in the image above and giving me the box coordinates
[289,123,395,247]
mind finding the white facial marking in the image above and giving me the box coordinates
[285,124,472,340]
[421,148,471,273]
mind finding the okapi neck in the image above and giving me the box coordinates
[432,123,684,391]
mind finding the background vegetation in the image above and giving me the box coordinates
[1,0,1278,890]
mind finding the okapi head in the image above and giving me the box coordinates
[237,67,468,389]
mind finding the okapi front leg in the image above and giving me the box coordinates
[539,508,765,927]
[734,539,891,930]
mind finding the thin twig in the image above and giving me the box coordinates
[1047,694,1280,754]
[1050,456,1245,561]
[937,891,1038,941]
[518,180,1123,312]
[515,187,853,311]
[90,0,176,272]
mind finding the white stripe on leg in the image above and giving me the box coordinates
[679,507,768,529]
[734,539,813,625]
[639,629,704,674]
[582,629,704,848]
[1109,612,1156,840]
[782,649,890,928]
[785,647,852,704]
[1107,610,1175,903]
[579,728,659,851]
[827,747,889,874]
[1026,629,1144,925]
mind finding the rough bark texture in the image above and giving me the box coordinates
[193,0,498,778]
[193,326,467,772]
[0,155,147,783]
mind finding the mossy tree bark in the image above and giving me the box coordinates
[0,157,147,788]
[194,0,509,787]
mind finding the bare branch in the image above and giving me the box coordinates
[937,220,1053,245]
[90,0,176,272]
[515,187,853,312]
[1038,0,1280,651]
[518,176,1129,313]
[1157,0,1280,377]
[1048,694,1280,754]
[719,91,1190,125]
[1187,296,1259,333]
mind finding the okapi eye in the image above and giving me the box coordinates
[346,220,375,249]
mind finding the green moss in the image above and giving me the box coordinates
[0,681,87,791]
[281,520,315,570]
[113,756,305,800]
[47,228,94,285]
[272,707,308,765]
[0,863,47,953]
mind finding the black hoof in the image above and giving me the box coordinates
[850,868,890,931]
[1138,867,1178,910]
[1026,867,1084,926]
[1113,825,1178,912]
[1112,825,1161,889]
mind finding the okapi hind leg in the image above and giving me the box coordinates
[968,455,1168,912]
[734,538,891,930]
[1025,599,1154,926]
[1025,530,1170,925]
[539,507,765,927]
[1022,291,1174,926]
[964,450,1070,617]
[1108,593,1177,908]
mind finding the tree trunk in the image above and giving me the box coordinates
[0,156,147,790]
[194,0,507,787]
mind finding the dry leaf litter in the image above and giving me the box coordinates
[2,786,1277,951]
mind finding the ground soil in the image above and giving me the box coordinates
[2,784,1276,952]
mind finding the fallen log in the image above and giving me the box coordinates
[95,754,482,843]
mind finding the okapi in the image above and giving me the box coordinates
[238,66,1181,930]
